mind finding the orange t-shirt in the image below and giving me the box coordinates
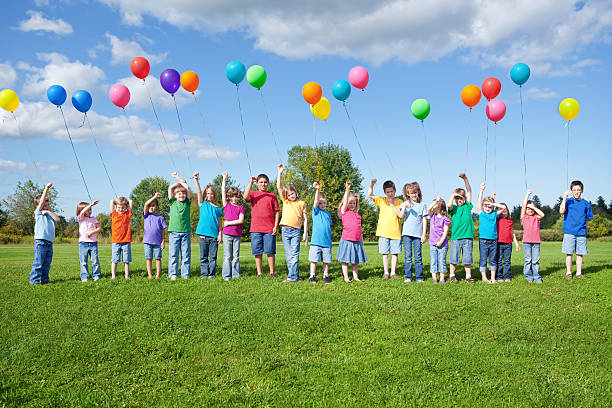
[110,211,133,243]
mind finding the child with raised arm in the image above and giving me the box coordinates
[337,181,366,282]
[168,172,192,280]
[221,172,245,280]
[477,183,506,283]
[496,203,520,282]
[448,173,474,283]
[143,193,167,279]
[110,196,133,280]
[77,200,101,282]
[30,183,60,284]
[391,182,428,282]
[427,197,450,284]
[243,172,280,278]
[194,172,224,279]
[309,182,332,284]
[368,179,403,280]
[560,181,593,279]
[521,190,545,283]
[277,164,308,282]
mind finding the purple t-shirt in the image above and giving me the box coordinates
[429,214,451,247]
[223,203,245,237]
[143,212,167,245]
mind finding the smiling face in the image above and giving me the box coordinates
[408,191,419,202]
[318,197,328,210]
[83,207,92,217]
[571,184,583,200]
[526,207,535,216]
[174,189,187,202]
[482,201,494,214]
[287,190,297,201]
[230,195,241,205]
[41,199,50,211]
[455,196,465,206]
[499,206,509,219]
[116,204,128,213]
[204,188,215,203]
[347,196,357,211]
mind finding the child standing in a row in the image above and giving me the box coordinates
[337,181,366,283]
[143,193,166,280]
[168,172,191,280]
[448,173,474,283]
[369,179,402,279]
[309,182,332,283]
[221,172,245,280]
[194,172,223,279]
[427,197,450,284]
[30,183,59,284]
[77,200,101,282]
[110,196,133,280]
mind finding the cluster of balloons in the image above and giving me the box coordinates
[225,61,268,90]
[0,89,19,113]
[46,84,93,113]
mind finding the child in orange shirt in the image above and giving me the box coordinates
[110,196,133,280]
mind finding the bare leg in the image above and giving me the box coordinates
[465,264,472,280]
[352,264,361,281]
[146,259,153,279]
[432,272,438,283]
[124,262,130,279]
[440,273,446,282]
[480,268,489,283]
[322,263,329,276]
[255,255,263,276]
[489,269,497,284]
[566,254,573,275]
[390,254,398,276]
[155,259,161,279]
[449,263,457,278]
[111,262,117,280]
[382,254,389,277]
[267,254,275,277]
[576,255,583,275]
[310,261,317,277]
[342,262,351,283]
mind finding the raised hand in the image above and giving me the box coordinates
[313,182,320,190]
[480,182,486,190]
[222,171,228,179]
[45,182,53,189]
[154,193,162,199]
[193,171,199,179]
[370,178,377,185]
[91,200,99,206]
[277,164,284,173]
[345,181,351,190]
[458,173,467,180]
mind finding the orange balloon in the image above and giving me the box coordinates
[461,85,481,109]
[302,82,322,105]
[180,71,199,93]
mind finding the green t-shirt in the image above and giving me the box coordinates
[449,201,474,239]
[168,197,191,233]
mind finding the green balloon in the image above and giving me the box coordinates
[411,98,430,121]
[246,65,267,89]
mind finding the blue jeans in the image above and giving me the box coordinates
[479,239,498,272]
[429,244,448,274]
[168,231,191,278]
[523,243,541,282]
[496,243,512,280]
[30,239,53,284]
[79,242,101,281]
[282,226,301,281]
[403,235,423,280]
[222,234,241,279]
[198,235,218,278]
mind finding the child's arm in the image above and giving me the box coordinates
[527,203,545,220]
[42,210,61,223]
[340,181,351,215]
[276,164,284,198]
[193,172,203,207]
[491,202,505,215]
[217,216,223,243]
[390,201,405,219]
[313,182,320,209]
[521,190,532,218]
[427,197,440,214]
[243,177,256,202]
[110,199,115,213]
[221,172,228,207]
[367,178,376,200]
[446,193,456,211]
[37,183,52,211]
[78,199,99,220]
[272,210,280,235]
[436,224,449,247]
[182,178,191,200]
[160,228,165,250]
[421,215,427,244]
[512,232,520,251]
[224,212,245,226]
[302,208,308,243]
[477,182,485,212]
[459,173,472,203]
[144,193,161,215]
[560,190,571,214]
[128,200,133,212]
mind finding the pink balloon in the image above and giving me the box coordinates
[486,99,506,123]
[109,84,130,108]
[348,66,369,89]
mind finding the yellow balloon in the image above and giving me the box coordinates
[310,97,330,120]
[0,89,19,112]
[559,98,579,121]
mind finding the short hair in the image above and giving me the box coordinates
[76,201,89,217]
[203,185,218,203]
[453,188,466,199]
[382,180,396,191]
[280,184,299,201]
[403,182,422,203]
[526,200,535,207]
[116,196,129,207]
[174,185,187,195]
[257,174,269,183]
[498,203,510,219]
[570,180,584,191]
[226,187,241,199]
[483,196,495,204]
[318,192,327,201]
[34,195,48,206]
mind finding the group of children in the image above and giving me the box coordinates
[29,171,594,285]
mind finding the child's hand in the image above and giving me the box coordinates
[277,164,284,173]
[193,171,199,179]
[480,182,486,191]
[154,192,162,199]
[250,176,257,184]
[91,200,99,206]
[345,181,351,190]
[41,210,49,215]
[312,182,320,190]
[161,241,165,250]
[370,178,377,186]
[526,189,533,196]
[492,192,496,200]
[272,226,277,235]
[458,173,467,180]
[514,243,520,251]
[302,232,307,243]
[45,183,53,189]
[421,235,426,244]
[222,171,227,179]
[403,200,412,209]
[171,172,179,179]
[435,240,444,247]
[564,190,571,198]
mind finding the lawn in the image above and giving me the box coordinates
[1,241,611,407]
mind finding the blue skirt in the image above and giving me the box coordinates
[337,239,367,264]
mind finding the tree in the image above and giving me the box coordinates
[0,201,7,228]
[97,213,111,238]
[594,196,607,215]
[532,195,542,209]
[130,177,171,234]
[3,180,58,234]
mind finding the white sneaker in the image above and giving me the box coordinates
[93,277,100,281]
[81,278,88,283]
[170,276,177,281]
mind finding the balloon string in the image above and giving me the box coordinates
[421,121,436,194]
[11,112,40,179]
[235,85,252,176]
[85,114,118,198]
[59,106,92,202]
[258,89,283,164]
[566,120,570,188]
[143,79,177,171]
[192,93,223,169]
[465,109,471,174]
[323,119,335,144]
[171,94,193,175]
[520,86,528,190]
[494,123,497,191]
[342,102,374,178]
[362,91,397,176]
[121,108,154,193]
[484,119,489,183]
[313,115,320,186]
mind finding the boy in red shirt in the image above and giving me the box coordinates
[110,196,133,280]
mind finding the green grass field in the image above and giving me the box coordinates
[1,241,611,407]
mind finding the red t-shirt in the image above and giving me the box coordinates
[497,218,514,243]
[110,210,133,243]
[248,190,280,233]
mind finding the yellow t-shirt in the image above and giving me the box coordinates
[279,199,306,229]
[373,197,403,240]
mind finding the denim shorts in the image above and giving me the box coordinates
[111,242,132,263]
[378,237,402,254]
[144,243,162,260]
[308,245,332,263]
[449,238,473,265]
[562,234,587,255]
[251,232,276,255]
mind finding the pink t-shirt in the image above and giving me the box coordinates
[521,215,541,243]
[223,203,245,237]
[340,210,362,242]
[79,216,99,243]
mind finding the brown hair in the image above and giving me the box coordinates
[203,185,218,203]
[116,196,129,207]
[226,187,241,200]
[383,180,396,191]
[453,188,466,199]
[403,182,422,203]
[498,203,510,219]
[570,180,583,191]
[280,184,299,201]
[318,192,327,201]
[76,202,89,217]
[431,199,447,217]
[149,198,159,207]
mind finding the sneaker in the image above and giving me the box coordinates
[208,275,215,279]
[323,275,332,284]
[93,277,100,282]
[125,276,131,280]
[382,274,390,280]
[404,278,412,283]
[81,278,88,283]
[465,278,476,284]
[449,276,458,283]
[440,280,446,284]
[223,278,230,281]
[504,279,511,282]
[111,277,116,281]
[309,275,317,283]
[170,276,177,281]
[416,280,425,283]
[296,277,303,282]
[496,279,503,283]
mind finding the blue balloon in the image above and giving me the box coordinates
[225,61,246,85]
[47,85,67,106]
[71,90,92,113]
[332,80,351,102]
[510,63,530,86]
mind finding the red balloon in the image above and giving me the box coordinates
[131,57,150,80]
[482,77,501,100]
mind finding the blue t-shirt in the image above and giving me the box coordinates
[478,210,498,240]
[195,201,223,238]
[563,197,593,236]
[34,209,55,242]
[401,201,428,238]
[310,205,332,248]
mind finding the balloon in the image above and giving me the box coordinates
[180,71,199,93]
[411,99,430,121]
[559,98,579,121]
[47,85,67,106]
[0,89,19,112]
[226,61,246,85]
[109,84,130,108]
[332,80,351,101]
[131,57,150,80]
[482,77,501,100]
[310,97,330,120]
[461,85,481,109]
[246,65,267,89]
[348,66,369,89]
[160,69,181,94]
[510,63,530,86]
[302,82,322,105]
[486,99,506,123]
[71,90,92,113]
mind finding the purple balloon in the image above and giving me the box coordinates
[160,69,180,94]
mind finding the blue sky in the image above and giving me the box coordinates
[1,0,611,216]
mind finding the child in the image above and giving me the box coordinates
[391,182,428,282]
[110,196,133,280]
[427,197,450,284]
[447,173,474,283]
[496,203,520,282]
[560,181,593,279]
[476,183,505,283]
[277,164,308,283]
[194,172,223,279]
[337,181,367,283]
[368,179,403,279]
[77,200,101,282]
[30,182,59,284]
[143,192,167,279]
[168,172,192,280]
[309,182,332,284]
[221,172,245,280]
[521,190,545,283]
[243,172,280,278]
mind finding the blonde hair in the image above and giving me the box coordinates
[431,199,447,217]
[483,196,495,204]
[453,188,466,199]
[173,185,187,195]
[203,185,218,203]
[116,196,129,207]
[318,192,327,201]
[76,202,89,217]
[226,186,241,200]
[280,184,299,201]
[339,193,360,213]
[403,182,422,203]
[499,203,510,219]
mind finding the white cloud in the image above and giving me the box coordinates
[18,10,73,35]
[523,87,559,100]
[0,158,27,173]
[105,33,166,65]
[34,0,50,6]
[0,62,18,89]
